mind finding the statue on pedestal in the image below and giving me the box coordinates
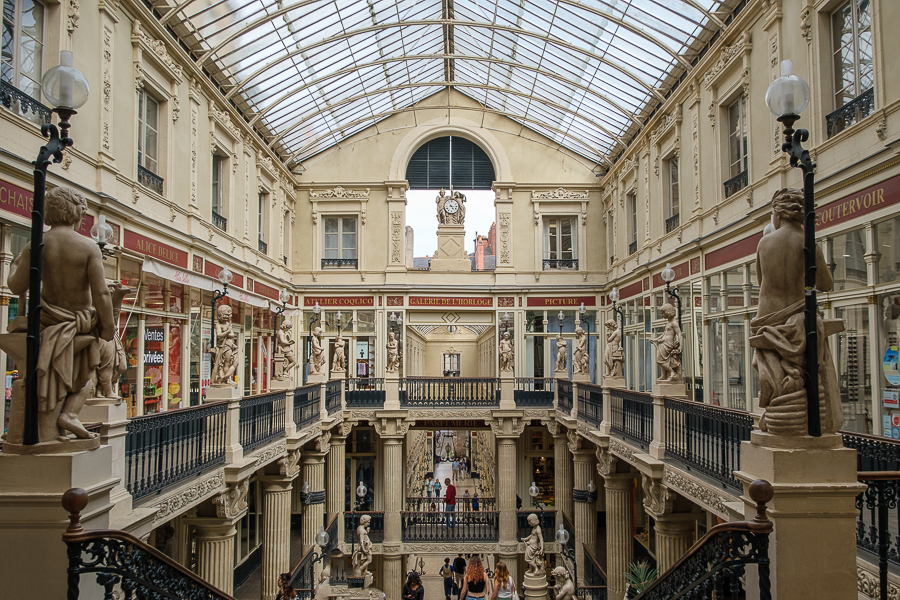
[97,280,133,398]
[604,319,624,378]
[310,326,326,375]
[332,331,346,372]
[650,304,682,383]
[212,304,239,386]
[555,333,568,372]
[275,321,297,380]
[551,567,575,600]
[751,188,844,435]
[386,332,400,372]
[436,188,448,224]
[573,327,588,374]
[351,514,373,578]
[522,513,545,576]
[499,331,514,372]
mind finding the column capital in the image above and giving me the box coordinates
[572,448,595,462]
[301,450,327,464]
[212,480,249,520]
[651,512,702,532]
[604,472,637,491]
[278,449,301,479]
[374,412,411,438]
[192,517,238,539]
[490,411,527,438]
[259,475,294,493]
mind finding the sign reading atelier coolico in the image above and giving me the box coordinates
[816,173,900,229]
[408,296,493,307]
[124,230,188,268]
[304,297,374,307]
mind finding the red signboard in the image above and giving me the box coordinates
[0,178,94,237]
[816,173,900,229]
[705,232,764,271]
[652,261,689,288]
[618,280,643,300]
[124,229,188,268]
[304,296,375,307]
[408,296,493,307]
[254,281,280,301]
[204,261,244,288]
[526,296,596,307]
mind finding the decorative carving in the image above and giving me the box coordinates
[703,33,749,89]
[390,211,403,264]
[609,440,636,464]
[407,409,493,419]
[650,303,683,383]
[152,472,225,522]
[800,8,812,44]
[310,186,370,199]
[373,416,411,437]
[595,446,617,475]
[279,450,301,478]
[316,430,332,453]
[213,479,249,519]
[650,112,677,144]
[210,304,239,387]
[132,21,183,82]
[642,474,674,515]
[499,212,511,264]
[664,470,728,514]
[604,319,624,377]
[490,415,527,438]
[171,95,180,123]
[66,0,80,32]
[858,563,900,599]
[386,331,401,372]
[877,117,888,141]
[252,441,286,466]
[707,101,716,127]
[531,188,588,200]
[275,321,297,380]
[403,543,500,553]
[566,429,581,454]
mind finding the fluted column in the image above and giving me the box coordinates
[605,474,636,600]
[383,436,404,600]
[327,433,347,543]
[195,520,237,595]
[497,436,518,543]
[572,449,597,585]
[554,434,573,522]
[301,451,327,551]
[261,477,293,600]
[653,515,697,574]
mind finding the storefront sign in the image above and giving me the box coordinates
[705,232,764,271]
[411,420,488,428]
[124,230,188,268]
[526,296,596,307]
[618,280,643,300]
[884,346,900,386]
[204,261,244,288]
[0,178,95,236]
[408,297,493,307]
[651,261,689,288]
[884,390,899,409]
[254,281,280,301]
[816,174,900,229]
[304,296,375,307]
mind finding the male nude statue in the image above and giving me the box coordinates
[8,187,113,440]
[275,320,297,379]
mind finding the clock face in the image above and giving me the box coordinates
[445,199,460,214]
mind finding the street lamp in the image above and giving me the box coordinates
[502,312,512,333]
[609,287,625,364]
[765,59,820,437]
[311,524,331,566]
[555,524,577,590]
[22,51,90,445]
[557,310,565,334]
[578,302,590,335]
[274,288,291,329]
[209,267,233,349]
[90,214,115,257]
[660,263,682,328]
[529,481,543,511]
[350,481,368,564]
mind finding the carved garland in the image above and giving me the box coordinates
[664,470,729,515]
[152,472,225,522]
[531,188,589,200]
[703,32,749,89]
[310,186,370,199]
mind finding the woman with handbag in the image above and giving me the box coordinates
[490,562,517,600]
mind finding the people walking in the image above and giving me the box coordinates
[440,557,454,600]
[463,489,471,511]
[403,571,424,600]
[444,478,457,527]
[426,476,434,499]
[460,555,488,600]
[472,492,479,512]
[452,459,460,482]
[435,478,442,501]
[490,562,516,600]
[453,554,467,591]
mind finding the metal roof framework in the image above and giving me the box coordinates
[153,0,739,166]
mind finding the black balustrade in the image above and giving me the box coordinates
[325,380,342,415]
[291,546,316,600]
[321,257,358,268]
[344,511,385,543]
[324,513,338,555]
[239,391,286,452]
[345,378,385,407]
[826,87,875,138]
[258,239,268,254]
[294,384,321,429]
[843,430,900,472]
[514,378,555,407]
[406,496,495,512]
[577,587,608,600]
[0,80,51,123]
[577,383,604,428]
[665,213,680,234]
[400,378,499,407]
[584,545,608,588]
[542,258,579,270]
[516,510,556,540]
[558,380,574,413]
[138,164,164,195]
[609,389,653,449]
[400,510,499,541]
[212,210,227,231]
[628,240,637,255]
[664,397,752,490]
[723,169,748,199]
[125,401,228,501]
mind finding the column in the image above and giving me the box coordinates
[195,519,238,595]
[554,434,573,523]
[572,450,597,585]
[604,474,636,600]
[382,436,404,600]
[497,435,519,580]
[327,433,347,544]
[260,477,293,600]
[301,451,326,551]
[652,514,697,574]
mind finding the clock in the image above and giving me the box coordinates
[445,199,460,214]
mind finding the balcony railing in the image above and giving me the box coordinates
[138,164,164,195]
[321,257,358,268]
[516,510,556,541]
[542,258,579,270]
[723,169,748,199]
[212,210,227,232]
[664,397,752,490]
[325,379,342,415]
[345,378,385,408]
[577,382,604,428]
[557,379,574,413]
[344,511,385,543]
[0,80,51,124]
[125,400,228,501]
[258,239,268,254]
[406,496,495,512]
[239,391,286,451]
[514,377,555,407]
[400,377,499,408]
[665,213,680,234]
[400,510,499,541]
[609,389,653,449]
[628,240,637,255]
[293,384,321,429]
[827,87,875,139]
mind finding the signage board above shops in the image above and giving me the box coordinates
[0,178,94,236]
[304,296,374,307]
[408,296,493,307]
[205,261,244,289]
[124,230,188,268]
[816,173,900,230]
[651,261,689,288]
[526,296,596,307]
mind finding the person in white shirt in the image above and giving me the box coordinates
[162,525,178,562]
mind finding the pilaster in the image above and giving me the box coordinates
[327,433,347,544]
[380,426,406,600]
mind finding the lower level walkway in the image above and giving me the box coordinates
[235,530,304,600]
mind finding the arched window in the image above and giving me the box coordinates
[406,136,495,190]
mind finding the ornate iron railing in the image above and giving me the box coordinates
[344,511,385,543]
[61,488,236,600]
[258,239,267,254]
[577,382,604,428]
[516,510,556,540]
[664,397,752,490]
[290,545,316,600]
[400,510,499,541]
[543,258,579,270]
[609,389,653,449]
[634,480,774,600]
[212,210,227,232]
[665,213,680,234]
[321,257,358,268]
[827,87,875,138]
[325,380,342,415]
[125,400,228,501]
[514,378,555,407]
[857,473,900,600]
[557,380,574,413]
[400,378,499,407]
[239,391,285,451]
[628,240,637,255]
[406,496,495,512]
[324,513,338,556]
[576,587,607,600]
[0,79,51,123]
[138,164,164,195]
[345,378,385,407]
[843,430,900,472]
[584,545,607,588]
[723,169,748,199]
[293,384,321,429]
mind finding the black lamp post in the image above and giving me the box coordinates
[350,481,367,567]
[274,288,291,330]
[23,51,90,445]
[210,267,233,349]
[766,59,820,437]
[660,263,682,328]
[609,287,625,364]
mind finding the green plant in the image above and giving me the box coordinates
[624,561,658,599]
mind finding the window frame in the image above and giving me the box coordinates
[667,158,680,219]
[726,97,748,180]
[211,154,224,215]
[1,0,45,101]
[627,191,638,245]
[830,0,873,110]
[137,88,160,175]
[258,190,268,245]
[322,216,358,267]
[542,215,578,269]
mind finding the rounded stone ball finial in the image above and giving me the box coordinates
[749,479,774,505]
[62,487,89,535]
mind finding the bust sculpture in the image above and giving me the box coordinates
[552,567,575,600]
[351,514,373,577]
[751,188,844,435]
[572,327,588,374]
[97,280,133,398]
[212,304,239,386]
[651,303,682,383]
[332,331,346,372]
[314,565,332,600]
[310,326,326,374]
[555,333,568,372]
[522,513,544,576]
[498,331,514,372]
[274,321,296,380]
[386,332,400,372]
[604,319,624,378]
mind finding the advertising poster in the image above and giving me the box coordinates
[885,346,900,385]
[886,390,900,408]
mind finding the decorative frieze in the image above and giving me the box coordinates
[498,212,511,264]
[153,472,225,522]
[131,20,183,84]
[531,188,588,200]
[703,32,749,89]
[664,469,729,515]
[310,186,370,199]
[252,441,287,467]
[390,211,403,264]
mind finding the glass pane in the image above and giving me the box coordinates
[168,321,183,410]
[878,291,900,438]
[708,319,724,405]
[726,317,746,411]
[835,304,871,434]
[876,217,900,284]
[830,229,868,290]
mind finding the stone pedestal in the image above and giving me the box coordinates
[330,368,346,381]
[271,378,295,390]
[261,477,293,600]
[81,397,132,525]
[429,224,471,271]
[206,387,243,463]
[499,377,516,410]
[571,372,590,383]
[553,434,574,524]
[604,377,626,389]
[194,518,238,595]
[735,432,865,600]
[523,571,549,600]
[206,384,242,400]
[604,473,636,600]
[384,371,401,410]
[652,381,686,398]
[307,371,327,385]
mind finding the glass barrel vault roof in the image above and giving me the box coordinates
[155,0,740,166]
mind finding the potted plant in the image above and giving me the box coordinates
[624,561,658,599]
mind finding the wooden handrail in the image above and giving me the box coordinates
[583,543,607,579]
[858,471,900,481]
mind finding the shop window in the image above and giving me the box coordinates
[323,217,357,268]
[876,217,900,284]
[356,310,375,333]
[168,321,183,409]
[1,0,46,123]
[828,0,873,138]
[830,228,868,290]
[236,480,260,563]
[725,97,748,198]
[878,292,900,439]
[144,316,165,414]
[724,267,745,309]
[542,216,578,269]
[835,305,872,434]
[707,318,724,406]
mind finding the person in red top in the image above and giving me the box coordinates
[444,478,457,528]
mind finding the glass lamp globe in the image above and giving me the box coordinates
[313,301,321,315]
[397,315,403,325]
[357,482,367,498]
[579,302,586,315]
[502,312,511,322]
[661,263,676,284]
[529,481,540,498]
[336,310,343,323]
[765,60,810,118]
[280,288,291,305]
[389,312,396,322]
[763,215,776,236]
[302,481,310,494]
[90,214,114,246]
[315,525,329,548]
[41,51,90,110]
[609,287,620,303]
[218,267,233,285]
[557,311,565,322]
[555,524,569,545]
[587,480,596,493]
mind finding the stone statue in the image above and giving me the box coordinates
[386,332,400,372]
[604,319,624,378]
[521,513,544,576]
[310,326,326,374]
[573,327,588,374]
[314,565,332,600]
[751,188,844,435]
[97,280,133,398]
[275,320,296,380]
[555,333,568,372]
[4,187,113,446]
[351,514,373,577]
[650,303,682,383]
[450,191,467,225]
[332,331,346,372]
[551,567,575,600]
[436,188,448,224]
[212,304,238,386]
[498,331,514,372]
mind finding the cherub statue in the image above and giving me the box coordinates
[552,566,575,600]
[212,304,239,386]
[97,280,133,398]
[555,333,568,372]
[572,327,588,374]
[436,188,448,224]
[498,331,514,372]
[604,319,624,378]
[310,326,326,374]
[650,303,682,383]
[332,331,346,372]
[521,513,544,577]
[275,320,296,380]
[314,565,332,600]
[352,514,373,577]
[386,332,400,372]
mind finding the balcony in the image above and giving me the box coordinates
[826,87,874,139]
[321,257,358,269]
[212,210,227,232]
[514,377,555,407]
[628,240,637,255]
[665,212,680,234]
[400,377,499,408]
[137,165,164,195]
[0,80,51,124]
[345,378,385,408]
[258,238,268,254]
[724,169,748,199]
[542,258,579,270]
